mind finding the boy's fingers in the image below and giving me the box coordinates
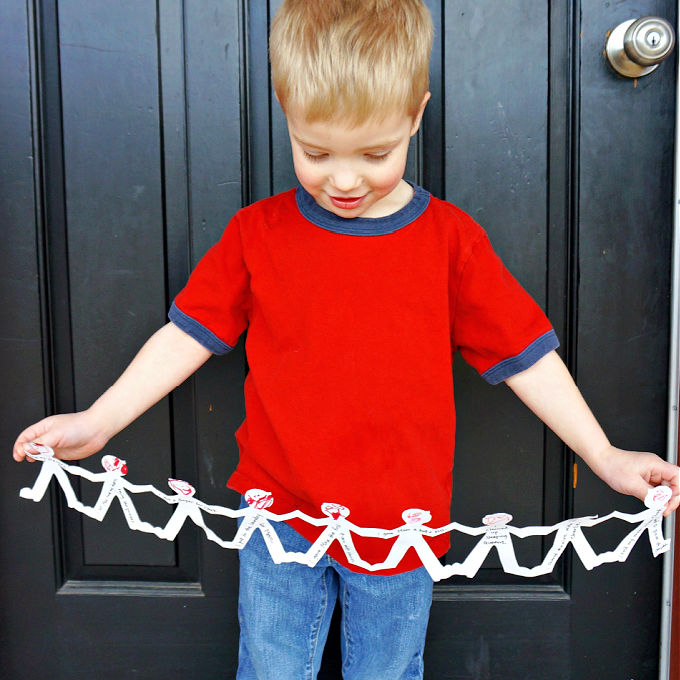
[663,495,680,516]
[12,419,57,462]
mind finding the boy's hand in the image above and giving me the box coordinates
[590,445,680,517]
[13,410,108,463]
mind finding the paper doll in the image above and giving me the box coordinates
[18,448,672,575]
[441,513,534,578]
[518,515,604,575]
[282,502,378,569]
[151,478,235,544]
[19,443,82,509]
[364,508,465,581]
[596,485,673,562]
[74,455,163,535]
[199,489,294,562]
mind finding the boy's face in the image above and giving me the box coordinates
[286,95,429,219]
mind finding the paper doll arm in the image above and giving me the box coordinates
[423,521,469,537]
[443,524,488,537]
[505,350,680,516]
[24,454,109,482]
[200,503,250,518]
[602,509,650,524]
[280,510,330,527]
[149,490,181,504]
[509,524,559,538]
[260,508,309,523]
[63,466,111,482]
[508,516,599,538]
[13,322,211,464]
[346,522,396,539]
[120,479,172,496]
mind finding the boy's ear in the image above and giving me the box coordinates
[410,91,431,136]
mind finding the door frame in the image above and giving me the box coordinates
[663,7,680,676]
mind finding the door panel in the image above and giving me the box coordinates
[571,2,675,677]
[1,1,676,678]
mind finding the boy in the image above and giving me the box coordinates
[13,1,680,678]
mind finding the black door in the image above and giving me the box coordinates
[1,1,676,678]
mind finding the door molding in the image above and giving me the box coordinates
[662,5,680,674]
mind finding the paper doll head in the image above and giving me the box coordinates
[244,488,274,510]
[402,508,432,525]
[24,442,54,458]
[644,485,673,509]
[168,478,196,497]
[101,455,128,475]
[321,503,350,520]
[483,512,512,527]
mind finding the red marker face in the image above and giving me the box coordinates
[321,503,349,520]
[168,478,195,496]
[483,513,512,526]
[653,487,672,503]
[245,489,274,510]
[402,509,431,525]
[647,485,673,508]
[101,455,127,475]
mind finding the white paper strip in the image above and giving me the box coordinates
[19,444,672,581]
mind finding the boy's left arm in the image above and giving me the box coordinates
[505,350,680,517]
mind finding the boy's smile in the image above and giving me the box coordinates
[286,95,429,219]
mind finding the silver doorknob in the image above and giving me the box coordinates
[605,16,675,78]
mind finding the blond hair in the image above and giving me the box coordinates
[270,0,433,125]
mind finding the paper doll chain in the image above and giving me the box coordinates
[18,445,673,582]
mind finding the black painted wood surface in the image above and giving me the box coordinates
[1,1,676,678]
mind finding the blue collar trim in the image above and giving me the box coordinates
[295,184,431,236]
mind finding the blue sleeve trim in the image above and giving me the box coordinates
[481,330,560,385]
[168,301,234,355]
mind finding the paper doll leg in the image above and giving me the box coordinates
[336,531,374,571]
[281,528,339,568]
[570,530,618,569]
[112,492,160,535]
[256,521,291,564]
[442,540,492,578]
[157,508,190,541]
[160,506,236,545]
[413,542,453,582]
[80,490,115,521]
[647,523,671,557]
[497,544,534,577]
[20,465,81,509]
[203,514,260,550]
[608,522,649,563]
[365,537,410,572]
[20,465,56,502]
[524,534,571,576]
[198,522,232,548]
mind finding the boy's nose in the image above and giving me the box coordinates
[329,167,362,192]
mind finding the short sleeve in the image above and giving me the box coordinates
[169,214,250,354]
[452,233,559,384]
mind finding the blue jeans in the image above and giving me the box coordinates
[236,506,433,679]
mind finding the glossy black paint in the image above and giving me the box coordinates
[0,1,675,678]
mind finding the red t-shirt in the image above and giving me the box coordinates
[170,185,558,574]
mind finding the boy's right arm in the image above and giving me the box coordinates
[13,322,211,463]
